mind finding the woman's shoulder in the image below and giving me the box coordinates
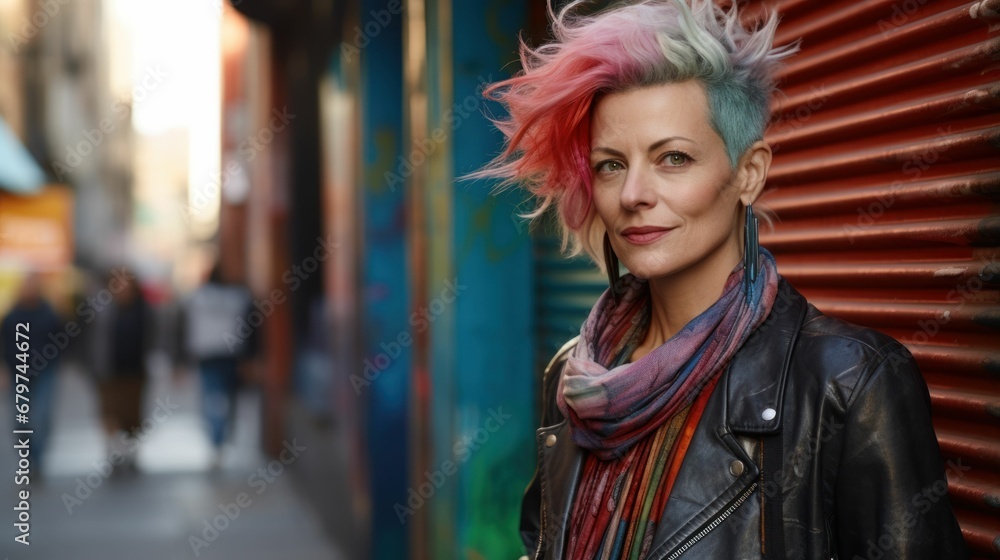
[536,336,579,426]
[543,336,579,382]
[770,276,910,365]
[799,302,905,356]
[790,295,924,408]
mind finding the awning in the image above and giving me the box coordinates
[0,116,45,195]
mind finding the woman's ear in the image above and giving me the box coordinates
[738,140,772,206]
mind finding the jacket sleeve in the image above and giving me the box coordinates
[520,338,575,556]
[834,341,969,559]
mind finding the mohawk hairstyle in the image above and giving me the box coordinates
[472,0,797,265]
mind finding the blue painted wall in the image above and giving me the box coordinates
[428,0,536,557]
[335,1,536,557]
[358,1,409,557]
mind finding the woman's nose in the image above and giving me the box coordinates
[619,166,656,210]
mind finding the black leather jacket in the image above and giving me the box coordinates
[521,278,969,559]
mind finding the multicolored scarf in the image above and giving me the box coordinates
[557,248,779,559]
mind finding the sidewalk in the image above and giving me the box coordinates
[0,360,346,560]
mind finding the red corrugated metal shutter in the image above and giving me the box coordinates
[742,0,1000,556]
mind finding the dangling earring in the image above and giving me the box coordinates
[603,231,623,304]
[743,203,759,301]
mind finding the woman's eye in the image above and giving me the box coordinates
[595,160,623,174]
[663,152,690,166]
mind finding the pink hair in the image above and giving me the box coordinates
[471,0,792,263]
[476,5,668,253]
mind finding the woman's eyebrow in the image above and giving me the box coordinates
[590,146,625,158]
[591,136,695,157]
[648,136,694,152]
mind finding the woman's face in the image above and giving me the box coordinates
[590,81,747,284]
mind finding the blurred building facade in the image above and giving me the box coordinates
[0,0,130,315]
[0,1,26,137]
[14,0,133,270]
[217,0,1000,559]
[223,1,541,558]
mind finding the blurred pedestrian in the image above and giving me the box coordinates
[89,270,154,473]
[182,262,256,469]
[1,272,62,475]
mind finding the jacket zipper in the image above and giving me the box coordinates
[533,434,548,560]
[662,482,758,560]
[533,478,547,560]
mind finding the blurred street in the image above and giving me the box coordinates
[0,0,997,557]
[0,356,349,560]
[0,0,549,556]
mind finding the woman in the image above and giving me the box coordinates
[91,271,154,472]
[183,262,257,468]
[475,1,969,558]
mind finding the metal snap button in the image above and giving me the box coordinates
[730,460,745,476]
[761,407,776,421]
[545,434,557,447]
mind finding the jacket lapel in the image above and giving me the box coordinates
[645,381,760,557]
[725,279,807,436]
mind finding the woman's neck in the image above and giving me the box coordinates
[630,246,741,362]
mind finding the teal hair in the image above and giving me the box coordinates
[647,0,797,167]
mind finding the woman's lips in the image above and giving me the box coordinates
[621,227,673,245]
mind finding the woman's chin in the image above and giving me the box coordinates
[619,263,675,282]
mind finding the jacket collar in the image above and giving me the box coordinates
[724,277,808,434]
